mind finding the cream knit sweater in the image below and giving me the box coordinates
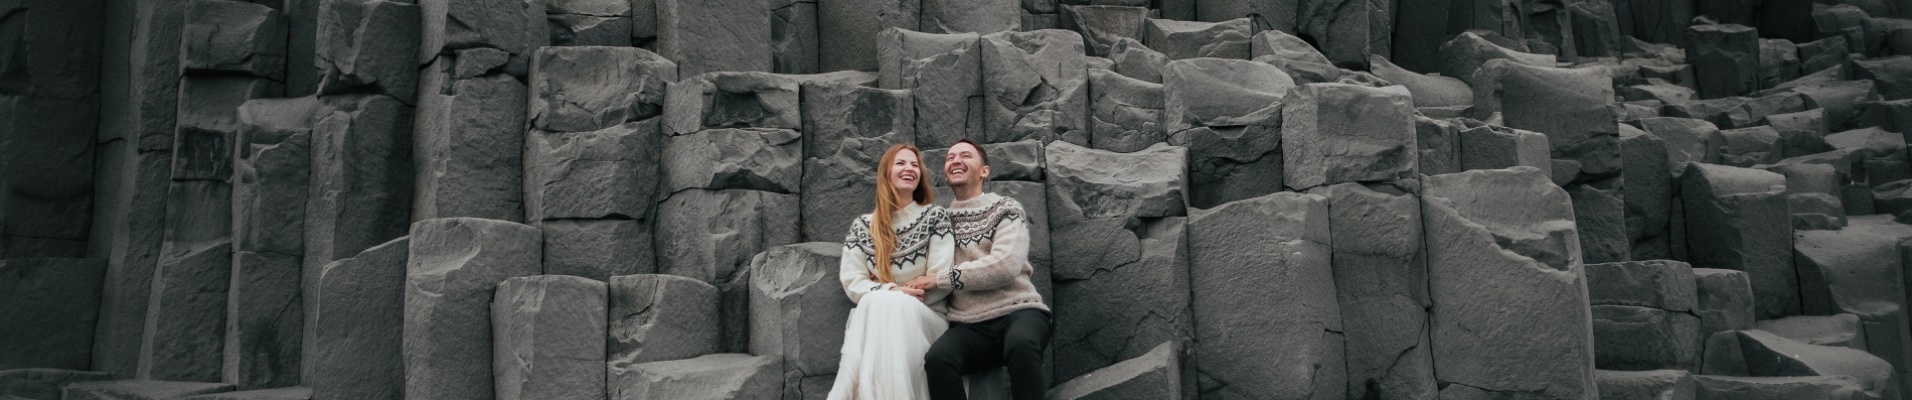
[839,202,954,307]
[937,193,1049,323]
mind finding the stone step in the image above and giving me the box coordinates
[61,380,235,400]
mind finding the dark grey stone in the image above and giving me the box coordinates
[492,275,607,400]
[403,218,543,400]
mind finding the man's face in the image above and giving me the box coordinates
[943,142,988,187]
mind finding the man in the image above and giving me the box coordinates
[904,139,1051,400]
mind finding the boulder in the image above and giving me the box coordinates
[417,0,549,77]
[980,29,1090,145]
[403,218,543,400]
[1321,183,1436,400]
[1762,163,1846,230]
[1692,375,1869,400]
[1417,117,1462,175]
[181,0,285,78]
[1062,5,1147,57]
[1794,215,1912,393]
[1108,38,1168,83]
[877,29,984,149]
[1047,342,1183,400]
[527,46,677,134]
[1163,58,1291,133]
[1856,56,1912,101]
[1087,69,1165,153]
[412,69,525,222]
[749,243,856,400]
[1640,117,1723,175]
[661,128,803,194]
[1438,32,1556,87]
[492,276,608,400]
[1250,30,1340,84]
[315,0,420,103]
[1370,55,1472,108]
[1594,369,1695,400]
[1800,36,1851,77]
[0,259,106,371]
[1681,163,1796,319]
[801,81,913,161]
[1586,260,1698,311]
[1702,330,1897,398]
[1456,122,1552,174]
[1714,126,1781,167]
[920,0,1018,34]
[1757,39,1800,91]
[1142,18,1251,60]
[1664,97,1751,129]
[1295,0,1387,67]
[1283,83,1415,190]
[142,238,232,382]
[525,120,659,222]
[1828,127,1912,185]
[62,381,236,400]
[816,0,919,71]
[1169,112,1286,206]
[657,0,771,76]
[1423,167,1596,400]
[1188,193,1345,400]
[309,237,408,400]
[1692,268,1756,339]
[1685,23,1759,99]
[233,127,310,256]
[615,354,780,400]
[1772,79,1879,130]
[1470,60,1622,182]
[607,274,720,369]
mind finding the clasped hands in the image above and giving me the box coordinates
[893,275,938,301]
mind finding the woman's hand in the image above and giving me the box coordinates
[893,285,927,301]
[903,275,936,291]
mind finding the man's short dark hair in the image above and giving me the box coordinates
[951,139,988,165]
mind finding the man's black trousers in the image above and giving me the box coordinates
[924,308,1051,400]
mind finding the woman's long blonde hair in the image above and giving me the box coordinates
[870,144,934,283]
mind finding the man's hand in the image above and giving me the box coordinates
[904,275,937,291]
[894,285,927,301]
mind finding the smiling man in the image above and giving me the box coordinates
[904,139,1051,400]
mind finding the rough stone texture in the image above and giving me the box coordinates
[417,0,548,77]
[1570,179,1631,264]
[1692,268,1755,339]
[1457,122,1553,174]
[1283,83,1416,190]
[1045,141,1192,397]
[0,369,111,400]
[1758,314,1866,350]
[1423,167,1596,400]
[1714,126,1781,167]
[0,96,97,258]
[403,218,543,400]
[1702,330,1897,398]
[140,239,233,382]
[548,14,634,47]
[1087,69,1164,153]
[617,354,781,400]
[1418,117,1462,175]
[817,0,917,71]
[802,81,913,162]
[1794,215,1912,395]
[528,46,676,134]
[539,220,653,280]
[180,387,312,400]
[1680,163,1797,319]
[1188,193,1344,400]
[88,146,172,379]
[1439,32,1556,88]
[770,0,819,74]
[655,189,800,352]
[920,0,1017,34]
[1142,18,1251,60]
[1159,58,1287,206]
[1692,375,1869,400]
[492,276,608,400]
[657,0,770,77]
[1594,369,1696,400]
[1685,23,1759,99]
[222,252,302,389]
[1047,342,1182,400]
[61,381,236,400]
[749,243,855,400]
[664,72,801,135]
[0,259,107,371]
[413,65,525,222]
[1622,128,1673,260]
[309,237,408,400]
[607,274,719,399]
[1063,5,1147,57]
[181,0,285,79]
[661,128,803,194]
[1592,305,1703,372]
[1471,60,1621,183]
[1296,0,1387,68]
[878,29,983,149]
[1757,39,1800,91]
[1319,183,1436,400]
[1106,39,1168,83]
[1857,56,1912,101]
[980,29,1089,145]
[1828,127,1912,186]
[1371,55,1472,108]
[304,94,415,330]
[525,120,659,222]
[315,0,421,104]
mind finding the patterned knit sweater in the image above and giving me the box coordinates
[938,193,1049,323]
[839,202,954,307]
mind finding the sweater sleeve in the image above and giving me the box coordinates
[937,199,1030,291]
[840,217,890,304]
[921,209,956,305]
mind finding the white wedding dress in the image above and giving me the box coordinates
[829,203,955,400]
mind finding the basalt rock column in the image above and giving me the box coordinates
[1188,192,1345,400]
[799,79,913,243]
[403,218,542,400]
[1164,58,1293,208]
[878,28,984,150]
[607,274,720,398]
[749,243,856,400]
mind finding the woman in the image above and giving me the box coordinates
[829,144,955,400]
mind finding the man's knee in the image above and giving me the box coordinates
[925,340,964,371]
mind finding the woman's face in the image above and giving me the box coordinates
[890,149,922,194]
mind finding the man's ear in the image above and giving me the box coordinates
[978,164,991,179]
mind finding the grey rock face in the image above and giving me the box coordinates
[1758,314,1865,350]
[655,189,800,352]
[403,218,543,400]
[182,0,285,79]
[1471,60,1622,183]
[1370,55,1472,108]
[1680,163,1796,319]
[418,0,548,77]
[1439,32,1555,87]
[62,381,236,400]
[1062,5,1147,57]
[1793,215,1912,393]
[801,81,913,162]
[142,238,233,382]
[770,0,819,74]
[665,72,802,134]
[0,259,106,371]
[1622,128,1674,260]
[1685,23,1758,99]
[309,237,408,400]
[662,128,803,195]
[234,128,310,257]
[616,354,781,400]
[1692,268,1755,339]
[1048,342,1183,400]
[1283,83,1416,190]
[1423,167,1596,400]
[1827,127,1912,185]
[1250,30,1340,84]
[1457,121,1553,174]
[1195,0,1295,32]
[223,251,303,389]
[1757,39,1800,91]
[525,120,660,222]
[878,28,984,149]
[528,46,677,134]
[0,96,97,259]
[1594,370,1695,400]
[180,387,312,400]
[658,0,771,76]
[1087,69,1165,153]
[1189,192,1346,400]
[1592,305,1703,372]
[1108,38,1168,83]
[1692,375,1869,400]
[492,275,608,400]
[980,29,1090,145]
[549,14,635,46]
[920,0,1017,34]
[1570,180,1631,264]
[607,274,719,380]
[1703,330,1897,398]
[413,67,526,222]
[816,0,918,71]
[87,146,171,379]
[1320,183,1436,400]
[0,369,111,400]
[1417,117,1462,175]
[305,94,415,314]
[1161,58,1288,207]
[1296,0,1387,68]
[1142,18,1250,60]
[540,220,654,280]
[749,243,855,400]
[315,0,420,104]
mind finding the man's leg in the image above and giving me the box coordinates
[926,322,1003,400]
[999,309,1052,400]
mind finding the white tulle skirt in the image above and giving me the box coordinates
[827,290,950,400]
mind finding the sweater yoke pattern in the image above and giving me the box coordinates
[949,197,1025,248]
[845,207,953,271]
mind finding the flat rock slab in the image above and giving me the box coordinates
[0,259,105,371]
[493,275,607,400]
[0,368,111,400]
[1703,330,1896,398]
[1793,215,1912,393]
[878,29,983,149]
[1592,305,1702,371]
[1423,167,1596,400]
[1693,375,1869,400]
[1681,163,1796,319]
[310,237,408,400]
[1189,192,1346,400]
[1594,370,1695,400]
[1758,314,1866,350]
[528,46,676,133]
[62,380,236,400]
[404,218,543,400]
[980,29,1090,145]
[1282,83,1415,190]
[1048,342,1182,400]
[1162,58,1290,133]
[1586,260,1698,311]
[615,354,780,400]
[749,243,855,400]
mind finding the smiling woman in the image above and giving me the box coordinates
[828,144,956,400]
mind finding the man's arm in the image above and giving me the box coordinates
[935,201,1031,291]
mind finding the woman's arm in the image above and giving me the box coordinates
[839,218,890,304]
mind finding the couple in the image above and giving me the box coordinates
[829,140,1051,400]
